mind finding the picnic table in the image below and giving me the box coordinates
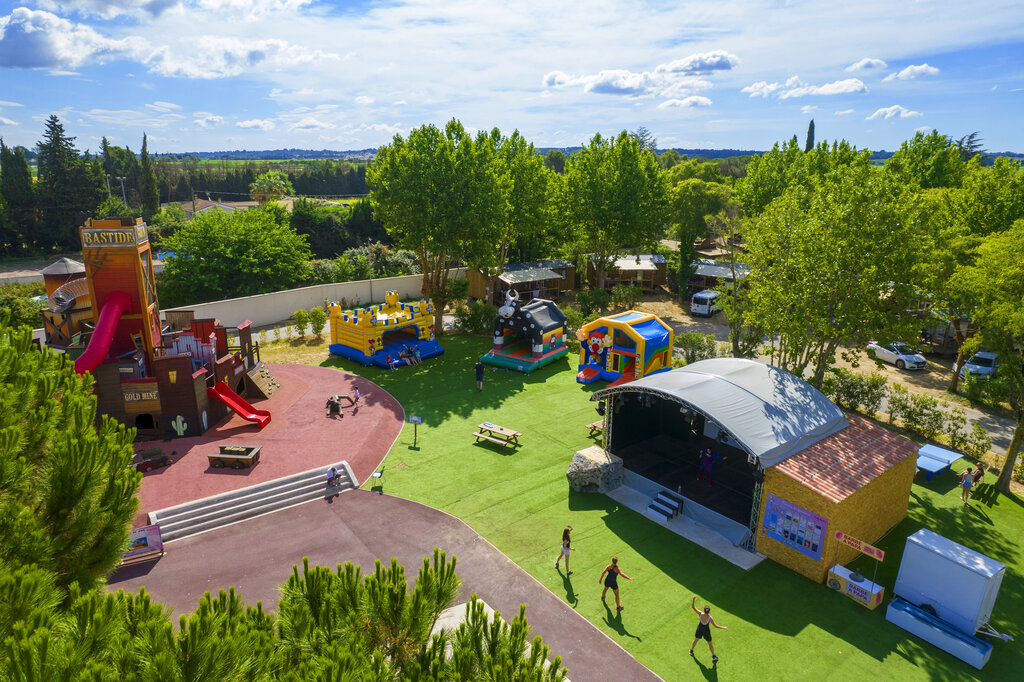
[586,420,604,436]
[473,422,522,448]
[915,444,962,481]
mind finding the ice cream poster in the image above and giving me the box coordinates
[761,494,827,561]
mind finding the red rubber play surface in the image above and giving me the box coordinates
[132,364,403,525]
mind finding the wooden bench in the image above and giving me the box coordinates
[586,420,604,436]
[473,431,512,447]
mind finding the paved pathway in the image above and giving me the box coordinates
[108,491,660,681]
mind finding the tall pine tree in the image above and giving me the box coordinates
[36,115,105,250]
[140,133,159,219]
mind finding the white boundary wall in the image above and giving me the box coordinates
[161,268,466,328]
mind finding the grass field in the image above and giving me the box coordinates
[260,334,1023,681]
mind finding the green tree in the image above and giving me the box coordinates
[290,198,347,258]
[924,157,1024,391]
[668,178,730,295]
[249,169,294,205]
[743,162,926,387]
[557,131,668,289]
[35,115,106,250]
[953,220,1024,492]
[804,119,815,153]
[309,306,328,338]
[493,129,550,268]
[657,149,682,170]
[157,206,312,307]
[368,120,504,330]
[140,133,159,219]
[0,315,141,592]
[630,125,657,153]
[952,131,986,162]
[543,149,568,174]
[0,139,36,253]
[885,129,966,189]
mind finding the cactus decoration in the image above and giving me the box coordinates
[171,415,188,436]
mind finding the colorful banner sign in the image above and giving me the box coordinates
[762,493,828,561]
[122,524,163,561]
[834,531,885,561]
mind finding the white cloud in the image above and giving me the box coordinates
[914,126,930,132]
[35,0,179,19]
[145,100,181,112]
[780,77,867,98]
[866,105,922,120]
[653,50,739,75]
[237,118,275,130]
[145,36,339,79]
[658,96,712,109]
[195,0,313,20]
[542,71,575,88]
[354,95,374,105]
[0,8,147,69]
[801,105,818,114]
[289,116,332,132]
[834,109,855,115]
[194,113,224,127]
[0,100,23,107]
[391,100,407,106]
[883,63,939,82]
[80,106,184,127]
[744,76,867,99]
[846,57,887,72]
[0,116,18,125]
[741,81,781,98]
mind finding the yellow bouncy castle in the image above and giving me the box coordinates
[328,290,445,368]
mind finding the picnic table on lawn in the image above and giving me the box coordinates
[473,422,522,448]
[916,444,963,481]
[586,420,604,436]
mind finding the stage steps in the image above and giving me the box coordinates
[646,490,684,523]
[149,461,356,542]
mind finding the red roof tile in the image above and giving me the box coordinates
[772,413,918,503]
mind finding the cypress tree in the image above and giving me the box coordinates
[805,119,815,153]
[36,115,105,249]
[140,133,159,219]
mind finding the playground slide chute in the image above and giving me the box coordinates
[207,381,272,429]
[74,291,131,375]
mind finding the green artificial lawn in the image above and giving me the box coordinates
[292,334,1023,681]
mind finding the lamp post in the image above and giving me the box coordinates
[116,176,127,205]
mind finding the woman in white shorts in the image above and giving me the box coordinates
[555,525,574,575]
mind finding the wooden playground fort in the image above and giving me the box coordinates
[40,217,279,440]
[327,290,445,367]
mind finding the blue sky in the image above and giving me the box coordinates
[0,0,1022,154]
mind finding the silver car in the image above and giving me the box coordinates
[867,341,927,370]
[959,351,999,380]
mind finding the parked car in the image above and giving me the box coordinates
[690,290,721,317]
[959,351,999,380]
[867,341,927,370]
[133,447,173,473]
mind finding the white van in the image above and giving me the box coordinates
[690,289,721,316]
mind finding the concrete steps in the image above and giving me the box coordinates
[646,490,684,523]
[149,461,356,542]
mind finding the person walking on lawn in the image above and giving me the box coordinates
[555,525,574,575]
[690,596,728,662]
[958,466,974,505]
[599,556,633,611]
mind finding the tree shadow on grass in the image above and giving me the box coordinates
[573,483,1022,679]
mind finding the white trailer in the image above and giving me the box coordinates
[892,528,1005,637]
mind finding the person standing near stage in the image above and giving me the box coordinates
[599,556,633,611]
[555,525,574,575]
[958,466,974,505]
[697,447,726,487]
[690,596,728,662]
[474,360,485,392]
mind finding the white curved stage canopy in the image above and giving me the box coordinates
[591,358,848,468]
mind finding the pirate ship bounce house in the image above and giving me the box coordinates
[481,290,568,373]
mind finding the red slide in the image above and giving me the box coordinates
[607,358,636,387]
[74,291,130,375]
[576,366,601,384]
[207,381,272,429]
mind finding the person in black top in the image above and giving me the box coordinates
[690,596,728,662]
[474,360,485,391]
[599,556,633,611]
